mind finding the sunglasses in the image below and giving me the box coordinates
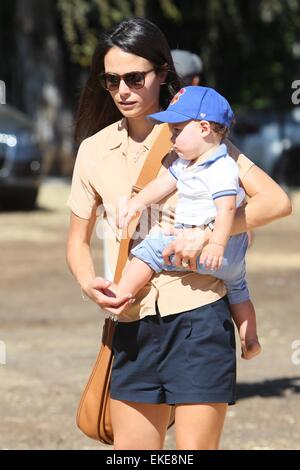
[99,69,155,91]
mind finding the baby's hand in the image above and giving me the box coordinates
[199,243,224,271]
[118,200,144,228]
[117,206,129,229]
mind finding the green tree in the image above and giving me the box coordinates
[57,0,182,66]
[57,0,300,108]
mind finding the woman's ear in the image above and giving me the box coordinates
[159,63,169,85]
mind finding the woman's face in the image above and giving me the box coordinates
[104,46,166,120]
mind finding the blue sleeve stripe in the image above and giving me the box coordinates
[212,189,237,200]
[168,167,178,180]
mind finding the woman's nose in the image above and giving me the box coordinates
[118,79,131,97]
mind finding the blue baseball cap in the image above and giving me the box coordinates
[148,86,234,127]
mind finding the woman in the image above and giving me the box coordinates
[66,18,291,450]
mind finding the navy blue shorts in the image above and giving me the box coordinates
[110,296,236,405]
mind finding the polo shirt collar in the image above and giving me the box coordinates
[197,143,228,167]
[109,118,128,151]
[109,118,161,154]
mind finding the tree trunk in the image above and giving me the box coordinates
[13,0,73,175]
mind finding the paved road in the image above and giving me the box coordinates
[0,179,299,449]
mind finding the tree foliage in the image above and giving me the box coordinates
[56,0,300,109]
[150,0,300,109]
[57,0,184,66]
[1,0,299,110]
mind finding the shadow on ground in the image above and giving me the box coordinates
[237,377,300,400]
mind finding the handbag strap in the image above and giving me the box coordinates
[113,123,172,283]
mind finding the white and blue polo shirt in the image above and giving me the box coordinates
[168,143,245,226]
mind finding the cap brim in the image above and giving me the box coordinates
[147,110,192,123]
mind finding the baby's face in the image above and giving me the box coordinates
[169,120,206,160]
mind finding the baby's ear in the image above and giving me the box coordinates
[198,120,211,135]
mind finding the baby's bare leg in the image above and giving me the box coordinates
[230,300,261,360]
[110,257,154,299]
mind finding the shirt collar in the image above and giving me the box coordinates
[197,143,228,167]
[109,118,128,151]
[109,118,161,155]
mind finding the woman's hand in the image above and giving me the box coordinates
[83,276,135,316]
[162,226,209,270]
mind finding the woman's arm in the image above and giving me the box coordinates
[226,139,292,234]
[232,165,292,234]
[66,211,134,315]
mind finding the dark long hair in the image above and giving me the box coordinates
[75,17,181,143]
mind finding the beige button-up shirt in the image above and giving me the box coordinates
[66,118,254,320]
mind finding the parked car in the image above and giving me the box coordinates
[0,104,43,209]
[231,108,300,187]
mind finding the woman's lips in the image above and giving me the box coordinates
[118,101,137,108]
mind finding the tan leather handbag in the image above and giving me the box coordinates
[76,124,174,444]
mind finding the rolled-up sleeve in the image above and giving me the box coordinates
[233,154,255,181]
[66,140,102,219]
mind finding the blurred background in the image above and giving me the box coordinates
[0,0,300,450]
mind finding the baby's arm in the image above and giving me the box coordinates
[134,170,177,206]
[118,170,177,228]
[111,171,177,315]
[116,257,154,298]
[200,195,236,270]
